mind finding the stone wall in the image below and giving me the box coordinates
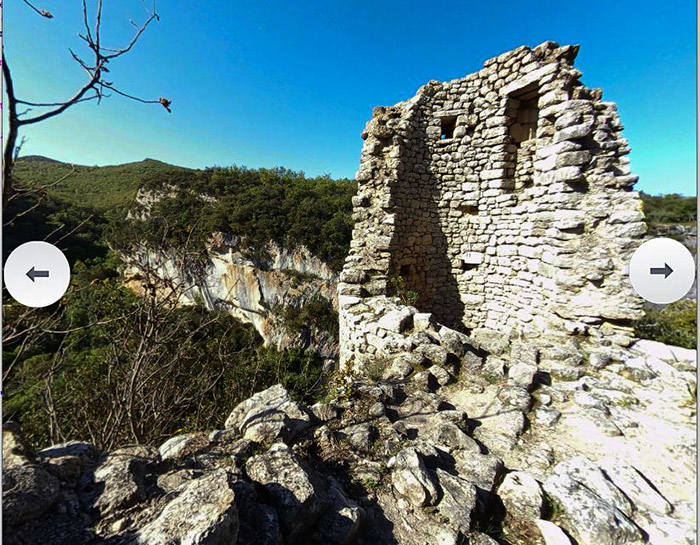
[339,41,646,369]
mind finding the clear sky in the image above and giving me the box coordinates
[4,0,697,195]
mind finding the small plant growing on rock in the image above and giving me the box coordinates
[389,276,419,307]
[362,477,380,491]
[543,494,563,521]
[364,356,390,382]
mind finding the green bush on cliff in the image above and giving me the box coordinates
[634,300,697,349]
[276,295,339,339]
[113,166,357,271]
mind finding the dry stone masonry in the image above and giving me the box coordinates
[340,41,646,370]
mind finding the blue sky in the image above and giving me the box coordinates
[4,0,697,195]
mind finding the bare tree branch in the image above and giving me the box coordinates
[21,0,53,19]
[3,1,170,205]
[16,95,103,107]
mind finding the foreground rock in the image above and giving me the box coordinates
[3,347,696,545]
[133,469,239,545]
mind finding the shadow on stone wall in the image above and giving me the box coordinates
[388,107,465,330]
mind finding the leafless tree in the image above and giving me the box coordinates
[3,0,171,205]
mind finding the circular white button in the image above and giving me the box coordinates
[629,238,695,304]
[4,241,71,307]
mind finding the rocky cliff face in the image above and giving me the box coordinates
[4,332,695,545]
[122,233,339,358]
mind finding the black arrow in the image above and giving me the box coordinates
[26,266,50,282]
[649,263,673,278]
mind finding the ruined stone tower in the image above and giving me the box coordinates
[339,41,646,369]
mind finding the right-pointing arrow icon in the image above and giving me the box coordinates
[649,263,674,278]
[26,266,51,282]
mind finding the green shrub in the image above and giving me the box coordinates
[634,300,697,349]
[276,294,339,339]
[640,192,696,227]
[110,165,357,272]
[389,276,419,307]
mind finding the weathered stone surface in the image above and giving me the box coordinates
[534,407,561,426]
[498,471,544,521]
[38,441,98,461]
[3,465,60,526]
[599,459,673,515]
[310,402,341,422]
[315,478,364,545]
[224,384,311,444]
[428,364,453,386]
[246,443,326,544]
[413,312,437,331]
[454,450,503,491]
[3,423,33,468]
[436,468,477,533]
[339,422,377,452]
[543,458,644,545]
[508,363,538,389]
[157,469,203,493]
[438,326,470,356]
[92,445,159,517]
[158,434,199,461]
[37,440,99,482]
[498,385,532,411]
[378,307,414,333]
[391,447,439,506]
[416,343,449,366]
[384,358,415,380]
[536,519,574,545]
[133,469,238,545]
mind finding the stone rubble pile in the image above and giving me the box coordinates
[4,331,695,545]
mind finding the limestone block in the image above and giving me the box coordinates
[377,308,414,334]
[498,471,544,521]
[554,120,595,142]
[413,312,437,331]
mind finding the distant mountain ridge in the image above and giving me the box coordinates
[17,155,183,169]
[17,155,66,164]
[13,156,191,211]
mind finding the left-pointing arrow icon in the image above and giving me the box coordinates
[26,266,50,282]
[649,263,674,278]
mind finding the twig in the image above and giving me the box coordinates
[21,0,53,19]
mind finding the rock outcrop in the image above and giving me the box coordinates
[122,232,339,358]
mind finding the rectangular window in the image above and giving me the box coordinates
[509,86,539,145]
[440,116,457,140]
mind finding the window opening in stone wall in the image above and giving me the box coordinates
[509,88,539,145]
[399,264,413,277]
[457,203,479,215]
[507,84,539,196]
[440,116,457,139]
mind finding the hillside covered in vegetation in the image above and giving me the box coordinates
[640,191,696,229]
[4,157,356,450]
